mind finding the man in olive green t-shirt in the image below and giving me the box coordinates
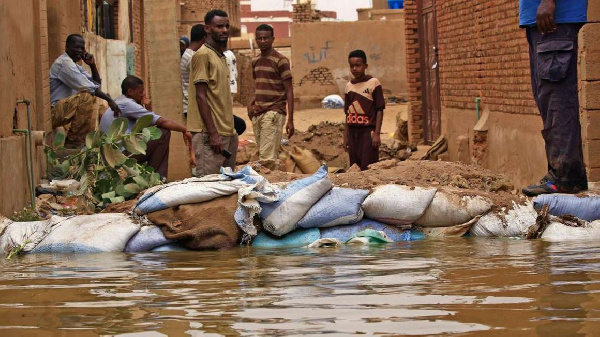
[187,9,237,176]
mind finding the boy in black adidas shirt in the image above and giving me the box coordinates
[343,50,385,170]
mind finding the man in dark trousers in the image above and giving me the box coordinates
[520,0,589,196]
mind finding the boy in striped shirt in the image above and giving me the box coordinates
[344,50,385,170]
[248,24,295,160]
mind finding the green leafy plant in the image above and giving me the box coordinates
[11,207,41,222]
[45,115,163,209]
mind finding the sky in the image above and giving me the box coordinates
[251,0,373,21]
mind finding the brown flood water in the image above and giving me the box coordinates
[1,238,600,336]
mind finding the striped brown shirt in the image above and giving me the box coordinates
[252,49,292,115]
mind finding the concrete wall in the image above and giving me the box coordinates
[291,20,408,109]
[144,0,190,181]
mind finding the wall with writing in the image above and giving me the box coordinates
[291,19,407,108]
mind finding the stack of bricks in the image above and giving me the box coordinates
[292,1,321,23]
[403,0,423,145]
[234,50,255,106]
[580,4,600,181]
[298,67,335,86]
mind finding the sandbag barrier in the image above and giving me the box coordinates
[4,167,600,256]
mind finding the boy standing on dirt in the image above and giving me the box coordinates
[343,50,385,170]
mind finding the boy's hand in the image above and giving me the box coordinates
[371,131,381,148]
[343,129,349,152]
[286,119,295,138]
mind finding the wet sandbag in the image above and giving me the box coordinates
[124,225,173,252]
[297,187,369,229]
[416,189,492,227]
[252,228,321,248]
[31,213,141,253]
[362,185,437,225]
[534,194,600,222]
[469,202,537,237]
[541,220,600,241]
[260,165,332,236]
[419,216,480,237]
[151,243,191,252]
[320,219,425,242]
[134,175,247,215]
[147,194,242,250]
[0,216,62,255]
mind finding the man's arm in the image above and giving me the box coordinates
[94,89,121,117]
[195,82,222,154]
[283,78,295,138]
[155,117,196,167]
[372,109,383,148]
[536,0,556,35]
[83,53,102,84]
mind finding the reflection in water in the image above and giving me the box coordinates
[0,239,599,335]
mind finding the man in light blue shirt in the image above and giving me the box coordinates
[100,76,194,178]
[50,33,120,147]
[520,0,589,196]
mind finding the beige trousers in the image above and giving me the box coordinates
[252,110,285,160]
[51,91,95,143]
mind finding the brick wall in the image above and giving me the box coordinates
[131,0,144,80]
[234,50,255,106]
[179,0,241,37]
[298,67,335,86]
[436,1,535,115]
[403,0,422,144]
[292,2,321,23]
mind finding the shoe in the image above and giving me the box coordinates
[522,181,559,197]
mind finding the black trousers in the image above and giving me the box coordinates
[526,23,587,189]
[130,127,171,179]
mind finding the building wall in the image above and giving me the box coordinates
[403,0,423,144]
[405,0,600,187]
[291,20,408,109]
[178,0,241,37]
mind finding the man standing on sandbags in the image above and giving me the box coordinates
[520,0,589,196]
[188,10,239,176]
[247,24,295,160]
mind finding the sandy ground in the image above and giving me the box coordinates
[233,103,407,141]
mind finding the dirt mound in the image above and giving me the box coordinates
[259,160,524,210]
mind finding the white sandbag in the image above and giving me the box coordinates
[469,202,537,237]
[416,189,492,227]
[306,238,342,248]
[419,216,480,237]
[321,94,344,109]
[362,185,437,225]
[297,187,369,228]
[541,220,600,241]
[534,194,600,221]
[124,225,173,252]
[31,213,140,253]
[260,165,332,236]
[0,216,62,255]
[134,174,248,215]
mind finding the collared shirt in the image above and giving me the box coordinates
[180,48,195,115]
[251,49,292,115]
[99,95,161,133]
[50,53,100,105]
[187,43,234,136]
[224,50,238,94]
[519,0,587,27]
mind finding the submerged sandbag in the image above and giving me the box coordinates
[134,174,247,215]
[469,202,537,237]
[362,185,437,225]
[534,194,600,222]
[541,220,600,241]
[347,229,394,244]
[297,187,369,229]
[124,225,173,252]
[31,213,140,253]
[0,216,62,255]
[151,244,191,252]
[320,219,425,242]
[419,217,479,237]
[252,228,321,248]
[147,194,242,250]
[416,189,492,227]
[260,165,332,236]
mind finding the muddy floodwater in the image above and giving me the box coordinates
[1,238,599,336]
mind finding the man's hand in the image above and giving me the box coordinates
[183,131,196,167]
[286,119,295,138]
[109,100,121,117]
[536,0,556,35]
[142,96,153,111]
[247,104,255,120]
[208,131,223,155]
[371,131,381,149]
[83,52,96,66]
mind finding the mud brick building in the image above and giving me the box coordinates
[178,0,241,37]
[403,0,600,187]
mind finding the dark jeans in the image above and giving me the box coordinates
[130,127,171,179]
[526,23,587,189]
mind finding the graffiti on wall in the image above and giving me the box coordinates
[302,41,333,64]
